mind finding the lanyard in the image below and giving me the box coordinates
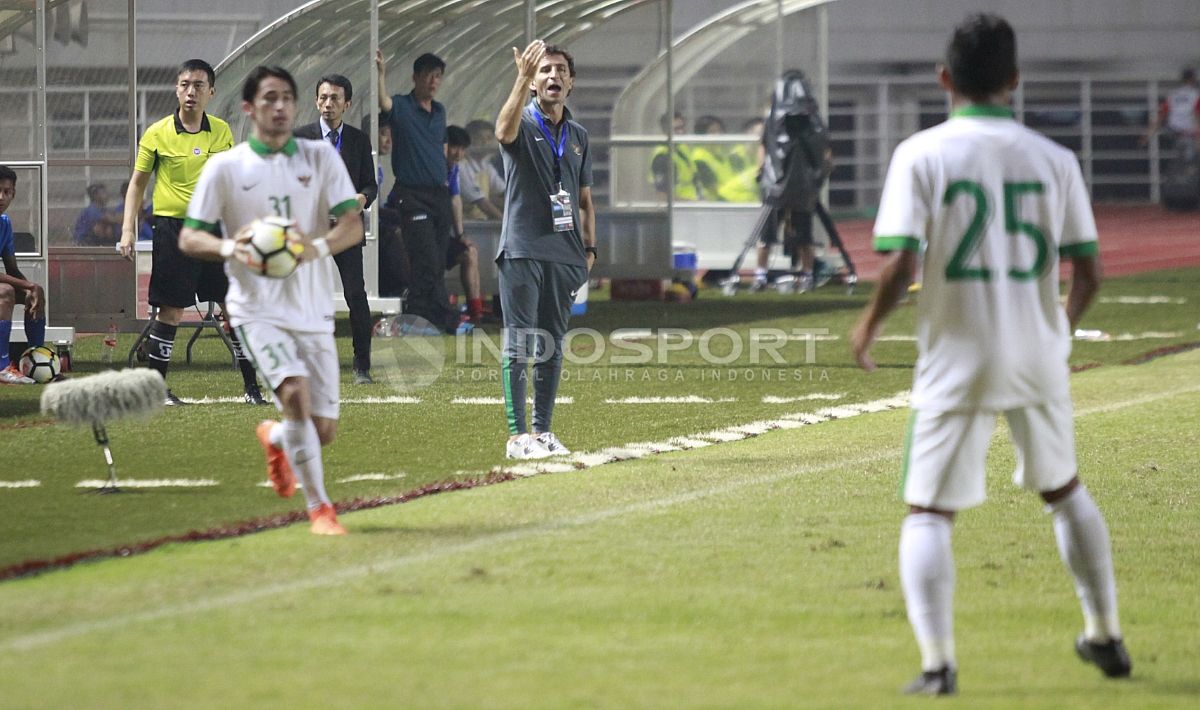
[533,108,567,186]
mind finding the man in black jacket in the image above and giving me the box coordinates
[295,74,377,383]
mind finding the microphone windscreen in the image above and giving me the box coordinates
[41,369,167,425]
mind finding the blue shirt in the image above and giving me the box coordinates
[448,163,460,197]
[0,214,13,257]
[386,93,448,189]
[73,204,115,246]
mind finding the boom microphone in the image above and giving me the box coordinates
[41,369,166,492]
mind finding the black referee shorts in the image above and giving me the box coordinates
[148,216,229,309]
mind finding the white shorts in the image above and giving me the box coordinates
[901,400,1078,511]
[235,322,340,420]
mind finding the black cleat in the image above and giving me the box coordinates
[352,369,374,385]
[243,383,269,405]
[164,389,187,406]
[1075,635,1132,678]
[903,666,957,696]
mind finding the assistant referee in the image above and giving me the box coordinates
[119,59,263,406]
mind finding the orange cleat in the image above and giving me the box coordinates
[308,503,347,536]
[255,420,296,498]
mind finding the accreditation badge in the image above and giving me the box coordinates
[550,184,574,232]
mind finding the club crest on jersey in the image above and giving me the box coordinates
[298,175,313,187]
[193,147,201,155]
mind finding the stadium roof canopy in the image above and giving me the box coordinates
[210,0,661,137]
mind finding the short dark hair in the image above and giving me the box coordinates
[1183,68,1197,84]
[0,165,16,185]
[465,119,494,135]
[242,65,298,103]
[659,111,684,132]
[86,183,106,200]
[316,74,353,103]
[543,45,576,78]
[945,14,1017,102]
[695,115,724,134]
[413,53,446,75]
[178,59,216,87]
[447,125,470,148]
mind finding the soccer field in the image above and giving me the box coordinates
[1,270,1198,707]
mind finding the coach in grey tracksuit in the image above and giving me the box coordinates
[494,40,596,459]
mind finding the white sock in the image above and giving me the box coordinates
[900,513,956,671]
[281,418,330,510]
[267,420,284,448]
[1049,485,1121,641]
[754,268,767,280]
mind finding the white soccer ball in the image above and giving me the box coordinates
[19,345,61,384]
[244,216,304,278]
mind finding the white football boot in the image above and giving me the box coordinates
[506,433,552,460]
[534,432,571,456]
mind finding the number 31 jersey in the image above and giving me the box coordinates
[873,105,1099,412]
[187,136,358,333]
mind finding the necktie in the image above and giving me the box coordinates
[327,131,339,151]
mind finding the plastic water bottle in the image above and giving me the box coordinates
[102,322,118,364]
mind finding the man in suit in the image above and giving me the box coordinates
[295,74,378,383]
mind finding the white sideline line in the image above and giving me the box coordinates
[4,384,1197,654]
[883,331,1185,344]
[762,393,845,403]
[451,396,574,405]
[337,473,407,483]
[1098,296,1186,305]
[604,396,715,404]
[75,479,218,489]
[180,396,422,405]
[0,480,41,489]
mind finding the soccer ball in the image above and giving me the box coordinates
[18,345,61,383]
[244,216,304,278]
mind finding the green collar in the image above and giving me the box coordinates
[951,104,1014,119]
[248,135,298,156]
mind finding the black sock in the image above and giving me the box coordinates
[226,327,259,389]
[146,320,177,380]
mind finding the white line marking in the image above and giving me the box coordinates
[0,480,41,489]
[337,473,407,483]
[604,396,715,404]
[754,334,842,342]
[1098,296,1186,305]
[178,396,422,405]
[75,479,218,489]
[5,385,1195,653]
[256,482,305,489]
[762,393,845,403]
[451,396,574,405]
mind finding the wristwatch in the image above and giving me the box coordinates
[584,246,598,259]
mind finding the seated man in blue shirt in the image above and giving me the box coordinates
[0,165,47,384]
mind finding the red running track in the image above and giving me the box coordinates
[832,204,1199,281]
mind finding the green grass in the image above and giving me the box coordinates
[0,347,1196,708]
[0,268,1197,568]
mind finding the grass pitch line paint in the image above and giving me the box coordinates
[604,396,717,404]
[74,479,219,489]
[1098,296,1185,305]
[762,393,845,403]
[6,385,1196,654]
[452,396,574,405]
[338,473,408,483]
[178,396,422,405]
[0,480,41,489]
[0,450,895,654]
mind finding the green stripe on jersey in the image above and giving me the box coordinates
[183,217,220,234]
[1058,241,1099,258]
[330,198,359,217]
[873,235,921,252]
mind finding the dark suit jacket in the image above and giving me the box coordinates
[294,121,377,209]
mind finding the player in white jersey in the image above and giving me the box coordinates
[850,14,1129,695]
[180,66,363,536]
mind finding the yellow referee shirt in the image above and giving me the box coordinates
[134,111,234,218]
